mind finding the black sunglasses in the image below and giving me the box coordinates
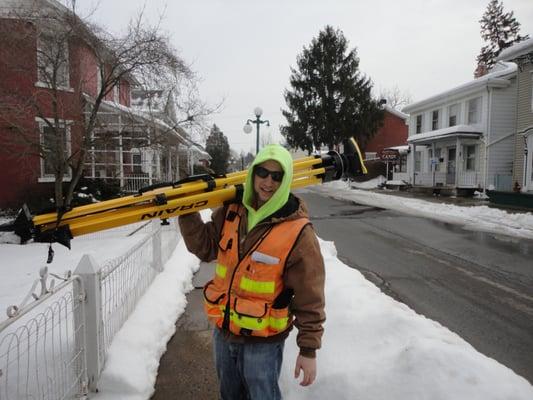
[254,166,284,182]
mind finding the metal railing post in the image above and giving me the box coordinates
[73,275,90,397]
[74,254,102,393]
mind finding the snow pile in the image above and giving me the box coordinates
[279,239,533,399]
[385,179,409,186]
[311,181,533,240]
[474,190,489,199]
[0,224,151,313]
[92,239,200,400]
[349,175,386,189]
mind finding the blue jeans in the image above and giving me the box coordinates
[213,328,285,400]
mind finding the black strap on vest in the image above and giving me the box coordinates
[226,210,238,222]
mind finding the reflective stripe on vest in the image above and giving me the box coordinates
[228,310,288,332]
[239,276,275,294]
[215,263,227,279]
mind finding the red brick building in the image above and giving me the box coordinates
[0,0,198,209]
[364,105,409,160]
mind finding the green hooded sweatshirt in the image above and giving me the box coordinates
[242,144,294,232]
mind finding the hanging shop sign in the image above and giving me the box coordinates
[379,148,400,162]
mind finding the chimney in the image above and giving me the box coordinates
[474,63,488,78]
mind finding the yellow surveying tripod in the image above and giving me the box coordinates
[9,138,366,250]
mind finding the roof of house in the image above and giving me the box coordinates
[84,94,187,142]
[497,37,533,61]
[407,124,482,144]
[384,105,409,120]
[131,89,169,113]
[178,142,211,159]
[402,61,517,113]
[385,145,409,154]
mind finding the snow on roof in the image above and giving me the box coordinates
[131,90,168,112]
[402,62,517,113]
[407,124,482,143]
[385,145,409,154]
[190,142,210,159]
[84,94,187,142]
[384,105,409,119]
[497,37,533,61]
[178,142,211,159]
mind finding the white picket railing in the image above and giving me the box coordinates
[122,174,156,194]
[414,171,482,188]
[0,219,181,399]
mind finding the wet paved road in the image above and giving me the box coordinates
[298,190,533,384]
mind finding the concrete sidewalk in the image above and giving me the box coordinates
[151,263,218,400]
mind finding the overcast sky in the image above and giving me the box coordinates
[79,0,533,154]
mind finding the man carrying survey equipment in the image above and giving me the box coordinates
[178,144,325,400]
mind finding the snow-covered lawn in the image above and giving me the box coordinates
[0,224,151,313]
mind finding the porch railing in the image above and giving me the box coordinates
[122,174,159,193]
[457,171,481,188]
[414,171,447,186]
[414,171,481,188]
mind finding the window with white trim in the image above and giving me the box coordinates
[464,145,476,171]
[416,115,423,134]
[39,120,72,180]
[431,110,439,130]
[396,154,407,173]
[467,97,481,124]
[448,104,459,127]
[37,35,70,89]
[132,151,142,173]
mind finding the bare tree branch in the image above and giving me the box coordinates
[0,0,220,209]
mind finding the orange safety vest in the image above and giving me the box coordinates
[203,203,310,337]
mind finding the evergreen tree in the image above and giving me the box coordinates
[205,124,230,174]
[281,26,384,153]
[476,0,529,72]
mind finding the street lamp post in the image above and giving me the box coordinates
[243,107,270,155]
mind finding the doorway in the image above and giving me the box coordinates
[446,147,456,185]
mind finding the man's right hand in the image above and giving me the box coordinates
[294,354,317,386]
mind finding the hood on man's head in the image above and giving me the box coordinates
[242,144,294,231]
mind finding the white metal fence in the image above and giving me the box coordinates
[0,219,181,399]
[0,273,86,400]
